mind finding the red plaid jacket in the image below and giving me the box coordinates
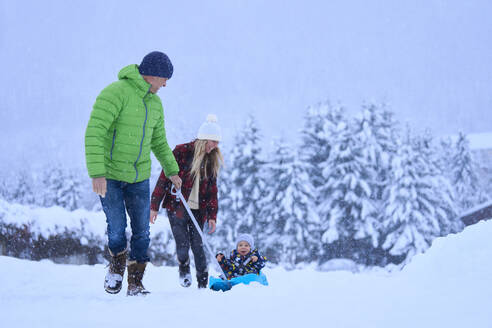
[150,141,218,223]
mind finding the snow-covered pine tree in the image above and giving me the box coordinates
[299,102,345,198]
[381,130,459,262]
[347,104,400,264]
[411,129,461,235]
[43,167,83,210]
[317,119,377,264]
[438,137,454,175]
[450,132,487,213]
[57,168,83,211]
[228,116,266,244]
[8,170,35,205]
[259,139,320,266]
[0,176,9,201]
[413,129,442,175]
[353,104,398,201]
[42,166,62,207]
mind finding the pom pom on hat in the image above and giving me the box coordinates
[236,233,255,250]
[206,114,218,123]
[197,114,222,141]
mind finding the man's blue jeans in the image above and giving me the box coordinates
[100,179,150,263]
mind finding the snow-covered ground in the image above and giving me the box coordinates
[1,220,491,328]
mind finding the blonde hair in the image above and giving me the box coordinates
[190,139,224,180]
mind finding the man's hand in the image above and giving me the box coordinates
[92,177,107,198]
[169,175,182,190]
[208,220,216,234]
[150,209,158,224]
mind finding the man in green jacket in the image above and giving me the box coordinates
[85,51,182,296]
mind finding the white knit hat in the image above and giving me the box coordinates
[236,233,255,250]
[197,114,222,141]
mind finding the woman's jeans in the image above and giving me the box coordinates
[168,209,207,274]
[100,179,150,263]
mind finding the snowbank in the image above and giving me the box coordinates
[1,218,491,328]
[0,199,176,264]
[0,199,172,239]
[402,219,492,280]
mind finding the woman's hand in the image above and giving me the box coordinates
[169,175,182,190]
[150,210,158,224]
[208,220,216,234]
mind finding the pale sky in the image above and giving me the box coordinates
[1,0,491,167]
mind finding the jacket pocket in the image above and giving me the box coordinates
[110,129,117,160]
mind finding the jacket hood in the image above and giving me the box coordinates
[118,64,152,97]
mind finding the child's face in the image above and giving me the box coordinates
[237,241,251,256]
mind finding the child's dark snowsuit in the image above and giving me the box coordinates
[218,249,267,280]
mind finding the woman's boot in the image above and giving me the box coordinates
[197,271,208,289]
[179,260,192,287]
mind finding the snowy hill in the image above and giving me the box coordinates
[1,220,491,328]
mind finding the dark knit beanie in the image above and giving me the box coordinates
[138,51,174,79]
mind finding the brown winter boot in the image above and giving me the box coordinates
[127,261,150,296]
[104,250,127,294]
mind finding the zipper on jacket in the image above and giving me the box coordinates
[110,129,116,160]
[133,87,151,183]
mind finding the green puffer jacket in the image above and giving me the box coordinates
[85,64,179,183]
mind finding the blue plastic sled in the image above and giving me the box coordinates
[209,272,269,292]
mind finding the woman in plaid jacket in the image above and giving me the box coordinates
[150,114,223,289]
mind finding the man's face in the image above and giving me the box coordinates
[237,241,251,256]
[143,75,168,93]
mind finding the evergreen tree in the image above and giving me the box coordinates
[451,132,486,212]
[352,104,398,201]
[228,116,266,243]
[43,167,83,210]
[413,129,442,174]
[57,169,83,211]
[260,140,320,266]
[42,166,62,207]
[411,130,460,234]
[317,119,377,263]
[381,131,459,261]
[9,170,35,205]
[0,177,9,201]
[299,102,345,195]
[438,137,454,175]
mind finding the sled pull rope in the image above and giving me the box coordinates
[171,187,228,280]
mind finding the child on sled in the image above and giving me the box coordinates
[216,233,267,280]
